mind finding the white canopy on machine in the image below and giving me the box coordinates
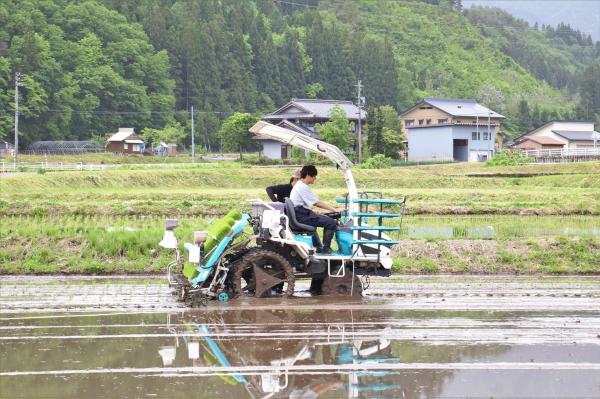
[249,121,359,212]
[249,121,353,169]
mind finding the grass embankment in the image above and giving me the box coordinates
[1,161,599,274]
[2,153,239,164]
[1,214,598,274]
[1,162,599,217]
[392,238,600,274]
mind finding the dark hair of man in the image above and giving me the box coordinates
[288,177,295,184]
[300,165,318,178]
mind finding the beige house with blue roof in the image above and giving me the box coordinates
[400,98,504,162]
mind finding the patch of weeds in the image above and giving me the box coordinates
[30,207,48,217]
[22,257,59,273]
[81,260,105,274]
[392,257,412,273]
[453,259,472,273]
[419,258,439,273]
[181,200,193,207]
[513,258,527,273]
[496,248,516,264]
[452,226,468,239]
[541,263,570,274]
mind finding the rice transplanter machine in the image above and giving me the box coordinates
[159,121,406,305]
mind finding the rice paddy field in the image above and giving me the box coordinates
[1,161,599,274]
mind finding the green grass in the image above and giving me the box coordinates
[2,214,598,275]
[2,152,242,165]
[391,237,600,274]
[0,215,213,274]
[1,161,599,274]
[2,162,599,217]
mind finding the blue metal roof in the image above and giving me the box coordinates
[266,98,366,120]
[552,130,600,141]
[424,97,504,119]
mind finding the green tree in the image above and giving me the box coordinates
[367,105,404,158]
[0,57,13,140]
[316,105,352,150]
[578,63,600,120]
[306,82,323,99]
[381,127,404,159]
[366,106,384,156]
[219,112,259,159]
[517,99,532,133]
[380,106,405,158]
[141,122,186,148]
[0,1,174,145]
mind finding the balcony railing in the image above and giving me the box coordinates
[521,147,600,163]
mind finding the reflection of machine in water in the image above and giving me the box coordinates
[158,309,400,398]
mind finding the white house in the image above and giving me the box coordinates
[401,98,504,162]
[257,99,366,159]
[513,121,599,150]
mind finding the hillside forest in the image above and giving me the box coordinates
[0,0,598,152]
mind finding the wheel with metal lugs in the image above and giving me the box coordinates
[320,267,363,297]
[229,249,295,298]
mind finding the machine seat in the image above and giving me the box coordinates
[284,198,316,234]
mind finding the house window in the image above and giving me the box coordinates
[426,119,432,124]
[419,106,432,110]
[456,120,462,123]
[418,119,424,126]
[438,118,448,124]
[483,132,489,140]
[405,119,414,127]
[472,132,480,141]
[124,143,129,149]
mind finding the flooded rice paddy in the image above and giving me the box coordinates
[1,275,599,398]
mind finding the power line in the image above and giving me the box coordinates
[272,0,318,9]
[0,109,237,115]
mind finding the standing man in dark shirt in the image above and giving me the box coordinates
[266,170,301,203]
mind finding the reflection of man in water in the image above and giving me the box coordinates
[266,170,301,203]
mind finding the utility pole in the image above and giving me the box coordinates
[487,110,491,159]
[355,80,363,163]
[14,72,21,167]
[191,104,195,163]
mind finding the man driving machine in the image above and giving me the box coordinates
[289,165,339,254]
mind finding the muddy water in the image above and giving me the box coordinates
[1,276,599,398]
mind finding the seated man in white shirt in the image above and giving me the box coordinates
[289,165,339,254]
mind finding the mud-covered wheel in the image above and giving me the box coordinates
[321,268,363,297]
[185,290,208,307]
[230,249,295,298]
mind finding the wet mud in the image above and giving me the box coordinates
[1,275,599,398]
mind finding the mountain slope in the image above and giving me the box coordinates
[463,0,600,41]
